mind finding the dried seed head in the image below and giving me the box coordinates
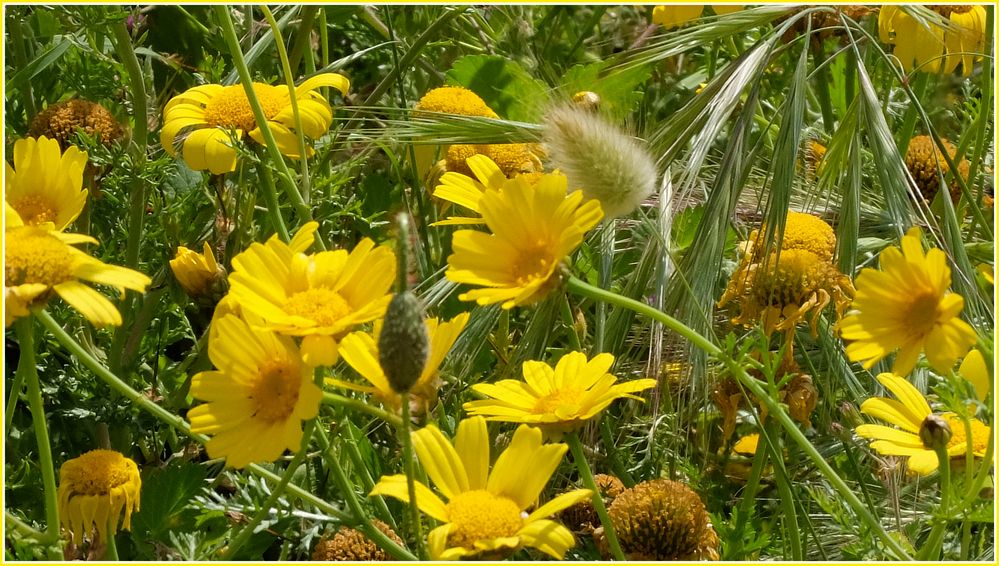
[543,104,658,218]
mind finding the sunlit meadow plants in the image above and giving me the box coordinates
[4,4,994,562]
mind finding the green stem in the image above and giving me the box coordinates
[594,222,615,353]
[222,423,315,560]
[15,319,63,559]
[399,393,426,560]
[320,430,417,560]
[6,358,26,432]
[811,39,836,136]
[262,6,312,204]
[287,6,319,75]
[599,419,635,486]
[558,293,583,351]
[255,152,291,242]
[730,434,769,560]
[214,6,325,248]
[763,420,802,560]
[338,419,397,529]
[10,14,36,120]
[104,518,119,560]
[566,431,625,561]
[917,445,952,560]
[565,276,914,560]
[895,73,929,155]
[321,392,402,428]
[110,16,149,269]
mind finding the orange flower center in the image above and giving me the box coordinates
[10,195,57,225]
[445,490,523,550]
[60,450,136,496]
[533,388,584,416]
[203,84,286,132]
[511,244,556,285]
[283,287,353,328]
[5,226,75,287]
[904,291,943,337]
[250,359,301,423]
[946,414,991,453]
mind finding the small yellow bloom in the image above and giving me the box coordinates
[370,416,591,560]
[4,204,151,327]
[5,136,89,230]
[58,449,141,545]
[169,242,226,299]
[188,314,323,468]
[414,86,498,118]
[855,373,990,475]
[464,351,656,436]
[840,227,977,376]
[329,312,470,410]
[445,164,603,308]
[652,5,742,29]
[226,222,396,366]
[443,143,542,179]
[879,6,986,75]
[161,73,349,174]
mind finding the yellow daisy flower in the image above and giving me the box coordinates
[226,222,396,366]
[855,373,990,475]
[58,449,141,545]
[432,154,507,226]
[443,143,543,179]
[445,168,603,308]
[719,248,855,337]
[187,314,323,469]
[718,212,853,338]
[840,227,977,376]
[160,73,349,174]
[5,136,88,230]
[414,86,498,118]
[4,204,151,327]
[370,416,592,560]
[464,351,657,436]
[879,6,986,75]
[169,242,226,300]
[652,5,742,29]
[744,210,838,262]
[329,312,470,409]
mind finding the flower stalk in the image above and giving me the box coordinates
[566,431,625,561]
[15,318,64,559]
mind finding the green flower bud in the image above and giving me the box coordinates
[378,292,429,394]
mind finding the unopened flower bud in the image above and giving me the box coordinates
[571,91,601,112]
[378,292,429,394]
[919,414,952,450]
[170,242,227,305]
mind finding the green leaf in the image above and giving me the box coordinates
[7,37,72,92]
[445,55,549,122]
[132,460,208,543]
[560,60,652,120]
